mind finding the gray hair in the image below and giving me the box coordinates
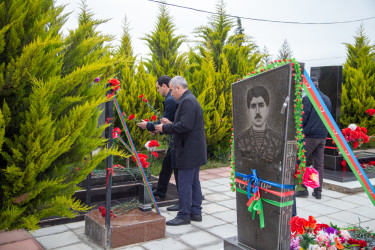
[170,76,188,89]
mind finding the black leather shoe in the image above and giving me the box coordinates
[312,191,322,199]
[153,190,166,200]
[166,217,190,226]
[295,190,309,198]
[167,203,179,211]
[190,214,202,222]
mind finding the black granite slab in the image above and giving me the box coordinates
[324,151,375,172]
[310,66,343,157]
[324,169,375,183]
[229,64,296,249]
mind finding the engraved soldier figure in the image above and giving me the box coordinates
[237,85,283,164]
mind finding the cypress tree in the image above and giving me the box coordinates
[142,2,187,77]
[188,48,232,156]
[194,0,262,77]
[0,0,125,230]
[341,25,375,134]
[114,17,164,149]
[61,0,113,76]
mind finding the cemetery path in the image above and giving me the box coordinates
[1,164,375,250]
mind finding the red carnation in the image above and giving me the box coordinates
[109,78,120,86]
[132,153,148,162]
[139,94,144,99]
[144,119,149,122]
[151,115,157,121]
[361,127,367,134]
[142,98,148,103]
[366,108,375,116]
[364,135,370,143]
[148,140,160,148]
[151,151,158,158]
[353,141,359,149]
[112,127,121,138]
[341,160,347,171]
[128,114,135,120]
[289,216,306,235]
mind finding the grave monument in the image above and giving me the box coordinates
[225,63,297,249]
[311,66,375,182]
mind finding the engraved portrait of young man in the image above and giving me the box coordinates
[236,85,283,164]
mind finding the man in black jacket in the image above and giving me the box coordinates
[137,75,178,201]
[155,76,207,226]
[295,77,332,199]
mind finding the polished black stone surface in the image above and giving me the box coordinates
[231,64,295,249]
[310,66,342,128]
[324,151,375,182]
[325,151,375,172]
[324,169,375,182]
[224,236,255,250]
[310,66,343,157]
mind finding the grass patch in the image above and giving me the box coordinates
[149,158,229,176]
[201,159,229,170]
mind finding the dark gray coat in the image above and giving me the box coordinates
[162,90,207,169]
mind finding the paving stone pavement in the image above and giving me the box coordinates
[1,166,375,250]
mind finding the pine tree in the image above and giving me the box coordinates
[261,46,272,66]
[0,0,125,230]
[142,2,187,77]
[235,17,244,36]
[341,25,375,134]
[277,39,293,60]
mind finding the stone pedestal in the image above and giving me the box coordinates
[85,209,165,249]
[324,151,375,182]
[224,236,255,250]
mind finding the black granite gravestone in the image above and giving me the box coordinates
[225,64,296,249]
[310,66,342,158]
[309,66,375,182]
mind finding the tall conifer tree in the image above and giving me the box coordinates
[341,25,375,134]
[277,39,293,60]
[115,19,162,148]
[142,3,186,77]
[188,48,232,156]
[194,0,262,77]
[0,0,125,230]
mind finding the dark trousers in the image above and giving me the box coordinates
[305,137,326,192]
[292,195,297,217]
[177,168,202,219]
[156,149,178,194]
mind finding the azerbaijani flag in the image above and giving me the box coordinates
[302,70,375,206]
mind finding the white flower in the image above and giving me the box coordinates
[339,229,350,240]
[145,141,158,151]
[145,141,152,151]
[348,124,357,131]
